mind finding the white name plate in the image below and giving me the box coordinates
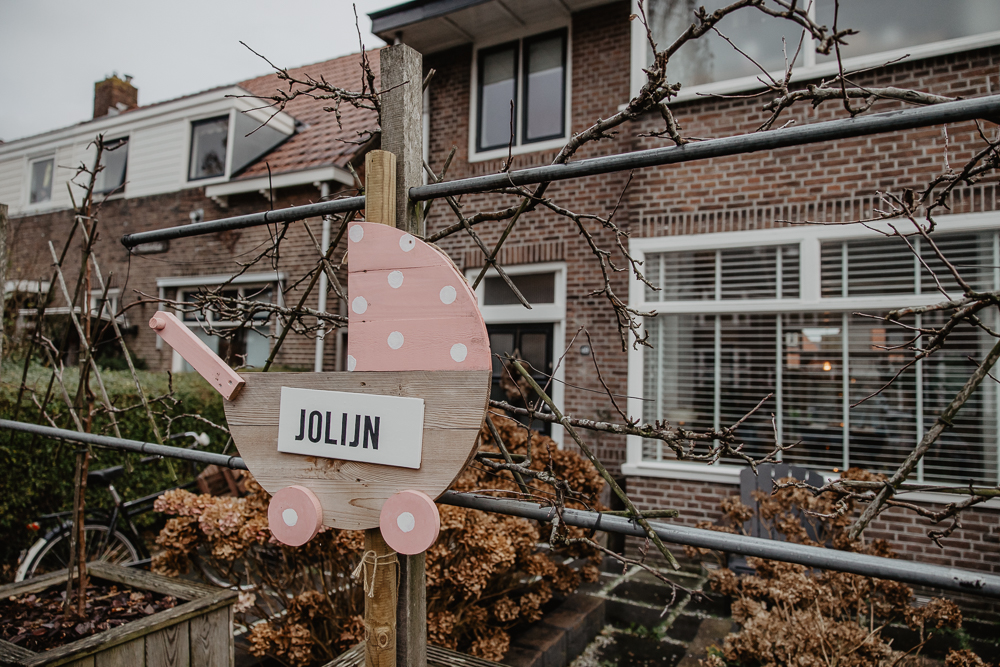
[276,387,424,469]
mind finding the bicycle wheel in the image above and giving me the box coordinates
[17,524,141,580]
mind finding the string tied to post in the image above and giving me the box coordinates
[352,549,399,598]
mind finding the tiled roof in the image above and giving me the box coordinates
[235,49,381,179]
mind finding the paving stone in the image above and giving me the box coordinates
[541,594,605,659]
[513,623,567,667]
[502,645,544,667]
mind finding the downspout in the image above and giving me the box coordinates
[314,182,331,372]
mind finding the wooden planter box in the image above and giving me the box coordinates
[0,562,237,667]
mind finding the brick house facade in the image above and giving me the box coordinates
[3,0,998,605]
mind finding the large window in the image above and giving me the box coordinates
[631,225,1000,485]
[94,138,128,195]
[188,116,229,181]
[174,282,276,370]
[29,157,54,204]
[640,0,1000,95]
[476,29,567,154]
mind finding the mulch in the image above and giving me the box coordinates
[0,577,178,653]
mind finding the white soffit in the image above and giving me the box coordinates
[377,0,613,54]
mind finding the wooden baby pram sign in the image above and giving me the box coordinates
[276,386,424,469]
[149,192,491,555]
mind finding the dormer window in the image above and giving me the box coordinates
[29,157,54,204]
[474,28,568,156]
[188,116,229,181]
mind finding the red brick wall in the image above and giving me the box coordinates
[6,181,354,373]
[422,0,1000,586]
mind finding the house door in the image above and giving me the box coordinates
[487,323,554,435]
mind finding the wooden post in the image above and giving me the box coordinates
[362,529,399,667]
[380,44,424,238]
[362,149,401,667]
[0,203,6,361]
[380,43,428,667]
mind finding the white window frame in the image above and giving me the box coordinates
[625,212,1000,506]
[182,109,236,187]
[629,0,1000,103]
[93,135,129,199]
[24,153,56,209]
[468,19,573,164]
[156,272,284,371]
[467,261,567,446]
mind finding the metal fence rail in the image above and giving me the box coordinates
[120,196,365,249]
[6,418,999,599]
[119,95,1000,250]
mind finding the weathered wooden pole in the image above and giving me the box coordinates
[379,43,428,667]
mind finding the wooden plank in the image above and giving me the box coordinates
[364,151,396,227]
[144,621,189,667]
[363,530,397,667]
[188,607,232,667]
[225,369,490,530]
[88,561,237,603]
[0,639,37,664]
[396,553,426,667]
[379,45,423,236]
[94,638,144,667]
[59,658,94,667]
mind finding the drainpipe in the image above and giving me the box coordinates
[314,182,331,372]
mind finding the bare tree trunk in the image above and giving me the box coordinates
[0,203,7,361]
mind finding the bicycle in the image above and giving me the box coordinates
[14,432,210,582]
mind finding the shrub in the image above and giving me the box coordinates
[0,361,230,580]
[693,469,988,666]
[153,415,604,665]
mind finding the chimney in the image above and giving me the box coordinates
[93,74,138,119]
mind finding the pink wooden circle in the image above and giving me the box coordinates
[379,490,441,555]
[268,485,323,546]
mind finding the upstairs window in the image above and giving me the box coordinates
[29,157,54,204]
[94,138,128,195]
[476,29,567,153]
[188,116,228,181]
[642,0,1000,93]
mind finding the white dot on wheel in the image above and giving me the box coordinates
[282,508,299,527]
[439,285,456,304]
[352,296,368,314]
[347,355,356,371]
[451,343,468,362]
[349,225,364,243]
[397,512,415,533]
[387,331,404,349]
[388,271,404,289]
[399,234,415,252]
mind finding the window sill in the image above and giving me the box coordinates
[469,137,568,164]
[623,461,1000,509]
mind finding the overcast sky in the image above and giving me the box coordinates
[0,0,402,142]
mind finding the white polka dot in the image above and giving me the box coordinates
[450,343,468,362]
[399,234,415,252]
[349,225,364,243]
[397,512,415,533]
[387,331,404,349]
[388,271,404,289]
[440,285,457,304]
[347,355,356,371]
[282,508,299,527]
[352,296,368,314]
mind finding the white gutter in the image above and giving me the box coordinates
[205,166,355,201]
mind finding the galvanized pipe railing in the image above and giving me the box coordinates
[120,96,1000,251]
[120,196,365,249]
[409,95,1000,201]
[6,419,1000,599]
